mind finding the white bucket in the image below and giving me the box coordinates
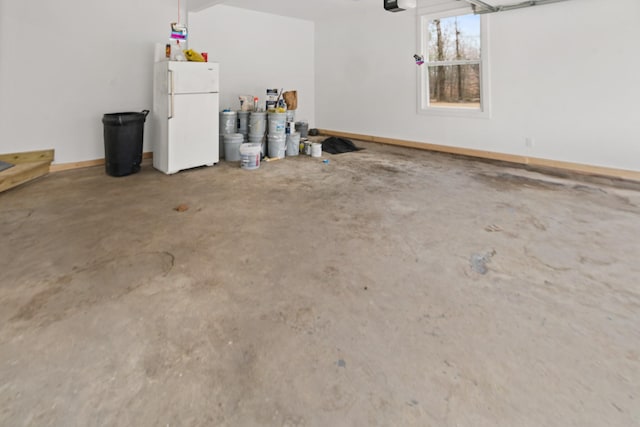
[239,143,261,170]
[311,142,322,158]
[268,112,286,136]
[248,134,265,157]
[223,133,244,161]
[249,112,267,136]
[286,133,300,157]
[220,111,237,134]
[268,134,286,158]
[286,110,295,123]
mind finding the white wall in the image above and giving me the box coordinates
[0,0,177,164]
[189,5,315,125]
[315,0,640,171]
[3,0,636,171]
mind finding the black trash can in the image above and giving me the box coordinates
[102,110,149,177]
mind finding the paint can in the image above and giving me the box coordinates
[268,134,286,159]
[304,140,312,156]
[248,134,266,157]
[286,133,300,157]
[268,112,287,136]
[239,143,261,170]
[311,142,322,158]
[237,111,250,134]
[223,133,244,161]
[286,110,295,123]
[220,111,237,134]
[248,112,267,136]
[286,121,296,135]
[295,121,309,138]
[266,88,279,111]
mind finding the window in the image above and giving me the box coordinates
[418,11,490,118]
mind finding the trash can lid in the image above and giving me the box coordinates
[102,110,149,125]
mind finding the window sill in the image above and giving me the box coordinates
[418,106,492,119]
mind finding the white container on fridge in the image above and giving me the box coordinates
[152,61,220,174]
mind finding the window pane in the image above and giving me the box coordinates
[428,64,481,108]
[428,14,480,62]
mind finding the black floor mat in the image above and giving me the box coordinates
[321,137,363,154]
[0,161,14,172]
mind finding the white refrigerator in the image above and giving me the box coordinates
[153,61,219,174]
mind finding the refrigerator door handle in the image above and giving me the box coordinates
[168,69,175,120]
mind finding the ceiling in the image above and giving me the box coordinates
[188,0,567,21]
[189,0,388,21]
[189,0,227,13]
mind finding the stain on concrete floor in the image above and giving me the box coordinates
[1,141,639,426]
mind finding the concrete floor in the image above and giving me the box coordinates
[1,141,639,426]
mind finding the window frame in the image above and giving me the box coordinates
[417,9,491,119]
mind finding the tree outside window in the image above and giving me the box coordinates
[419,12,490,117]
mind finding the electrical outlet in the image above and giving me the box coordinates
[525,137,535,148]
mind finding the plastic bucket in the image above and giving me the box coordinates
[248,134,264,144]
[223,133,244,161]
[249,112,267,136]
[248,134,266,157]
[219,134,225,159]
[295,121,309,138]
[286,133,300,157]
[311,142,322,158]
[268,134,286,158]
[286,121,296,135]
[220,111,237,134]
[239,143,261,170]
[268,112,286,136]
[286,110,295,123]
[237,111,250,134]
[102,110,149,177]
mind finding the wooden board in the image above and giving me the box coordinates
[0,161,51,193]
[49,152,153,173]
[318,129,640,183]
[0,149,54,193]
[49,159,105,173]
[0,149,54,165]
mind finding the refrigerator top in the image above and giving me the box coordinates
[163,61,219,94]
